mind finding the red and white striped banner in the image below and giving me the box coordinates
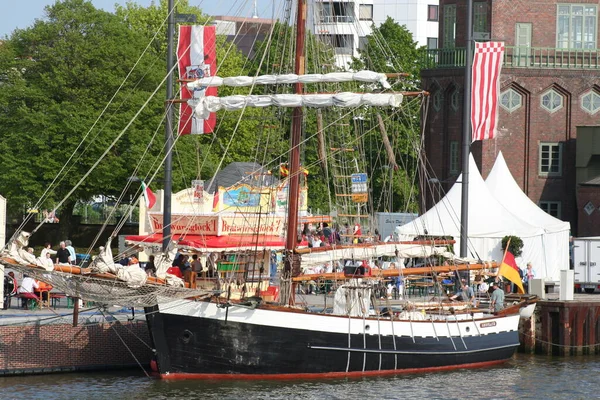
[177,25,217,135]
[471,41,504,142]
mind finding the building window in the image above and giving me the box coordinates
[427,37,438,49]
[539,201,561,218]
[433,90,443,111]
[428,5,439,22]
[500,89,522,113]
[557,4,597,49]
[450,89,460,112]
[539,142,563,176]
[581,91,600,114]
[541,89,563,113]
[358,4,373,21]
[318,2,354,23]
[473,2,489,38]
[449,141,460,174]
[318,34,354,55]
[358,36,368,51]
[443,5,456,48]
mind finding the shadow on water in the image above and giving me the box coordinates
[1,355,599,400]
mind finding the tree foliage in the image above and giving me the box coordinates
[349,18,427,213]
[0,2,429,240]
[502,235,524,258]
[117,1,288,191]
[0,0,165,234]
[115,0,211,58]
[350,17,424,90]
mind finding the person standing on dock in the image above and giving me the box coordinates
[490,282,505,313]
[522,262,535,293]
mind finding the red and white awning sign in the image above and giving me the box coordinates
[125,233,285,252]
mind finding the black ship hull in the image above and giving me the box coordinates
[145,300,521,379]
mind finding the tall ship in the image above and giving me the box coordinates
[0,0,536,379]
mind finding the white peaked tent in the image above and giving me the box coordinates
[396,155,546,269]
[486,151,570,282]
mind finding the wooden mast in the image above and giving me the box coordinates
[281,0,307,305]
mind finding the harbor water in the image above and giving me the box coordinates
[0,354,598,400]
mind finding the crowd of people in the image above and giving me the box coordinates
[301,222,388,248]
[2,272,54,310]
[2,238,78,310]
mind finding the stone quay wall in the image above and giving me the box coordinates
[0,320,152,376]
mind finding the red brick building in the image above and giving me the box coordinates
[421,0,600,235]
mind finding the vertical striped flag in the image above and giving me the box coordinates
[177,25,217,135]
[471,41,504,142]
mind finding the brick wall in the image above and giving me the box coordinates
[0,321,152,375]
[492,0,599,47]
[426,0,600,233]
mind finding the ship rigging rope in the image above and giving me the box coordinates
[84,7,280,258]
[99,309,150,378]
[8,4,174,245]
[82,4,428,266]
[0,260,215,307]
[112,22,424,259]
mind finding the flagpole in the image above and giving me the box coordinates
[498,237,511,280]
[163,0,175,252]
[460,0,474,259]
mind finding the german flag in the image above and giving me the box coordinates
[279,164,289,177]
[499,250,524,294]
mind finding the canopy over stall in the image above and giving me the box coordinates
[396,155,545,269]
[485,151,570,281]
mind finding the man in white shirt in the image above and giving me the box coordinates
[18,275,39,309]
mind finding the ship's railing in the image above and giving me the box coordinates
[421,46,600,69]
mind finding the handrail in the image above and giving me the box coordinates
[421,46,600,70]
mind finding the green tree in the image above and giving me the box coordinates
[0,0,165,236]
[115,0,211,58]
[116,1,285,189]
[502,235,524,258]
[350,17,424,90]
[250,21,335,77]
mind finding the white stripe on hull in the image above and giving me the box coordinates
[158,299,520,339]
